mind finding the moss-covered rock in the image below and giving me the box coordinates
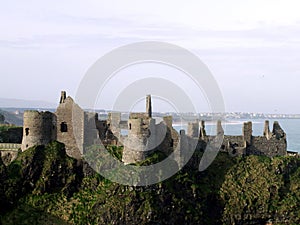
[2,142,82,213]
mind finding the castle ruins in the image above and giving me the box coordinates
[21,91,288,163]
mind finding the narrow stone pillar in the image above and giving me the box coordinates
[146,94,152,118]
[264,120,271,140]
[243,121,252,145]
[199,120,206,139]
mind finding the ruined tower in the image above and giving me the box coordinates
[122,95,156,164]
[21,110,56,151]
[122,118,149,164]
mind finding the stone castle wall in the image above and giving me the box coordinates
[195,120,287,158]
[20,91,289,164]
[21,92,102,159]
[249,136,287,156]
[55,95,84,159]
[84,112,101,151]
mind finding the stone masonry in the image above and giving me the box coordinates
[21,110,56,151]
[21,91,288,163]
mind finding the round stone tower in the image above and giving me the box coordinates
[21,110,57,151]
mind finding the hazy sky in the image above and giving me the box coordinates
[1,0,300,113]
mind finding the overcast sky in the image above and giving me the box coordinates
[1,0,300,113]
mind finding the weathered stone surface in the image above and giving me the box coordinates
[0,150,18,166]
[243,121,252,145]
[217,120,224,135]
[20,91,288,164]
[273,121,286,139]
[122,117,152,164]
[55,96,84,159]
[264,120,271,139]
[146,94,152,118]
[21,111,56,151]
[187,121,199,138]
[193,120,287,158]
[199,120,206,139]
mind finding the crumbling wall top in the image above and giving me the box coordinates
[60,91,66,104]
[272,121,286,139]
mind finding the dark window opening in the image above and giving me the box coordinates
[25,128,29,136]
[129,123,132,130]
[60,122,68,132]
[26,144,28,148]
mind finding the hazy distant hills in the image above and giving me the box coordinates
[0,98,57,126]
[0,110,23,126]
[0,98,57,109]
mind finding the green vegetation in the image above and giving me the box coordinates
[1,142,300,224]
[220,155,300,224]
[0,113,4,123]
[106,145,123,161]
[0,125,23,143]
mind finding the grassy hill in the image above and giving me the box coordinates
[0,142,299,224]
